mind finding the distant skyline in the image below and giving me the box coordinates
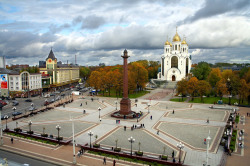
[0,0,250,66]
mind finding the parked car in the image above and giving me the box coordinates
[31,94,39,97]
[12,100,19,106]
[55,96,61,101]
[44,101,49,106]
[44,94,50,98]
[25,99,32,102]
[12,111,22,116]
[29,107,36,111]
[61,94,65,97]
[50,93,55,96]
[0,100,7,106]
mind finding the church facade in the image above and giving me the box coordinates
[157,30,192,81]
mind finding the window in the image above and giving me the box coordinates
[171,56,178,68]
[10,77,13,81]
[16,77,18,80]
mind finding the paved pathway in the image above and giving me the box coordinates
[1,89,249,166]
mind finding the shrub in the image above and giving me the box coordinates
[161,155,168,160]
[14,128,22,132]
[114,147,121,152]
[41,133,48,137]
[135,151,143,156]
[27,131,34,134]
[93,144,100,148]
[56,136,63,141]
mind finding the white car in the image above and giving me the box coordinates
[44,94,50,98]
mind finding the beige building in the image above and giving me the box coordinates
[39,49,79,90]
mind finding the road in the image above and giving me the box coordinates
[0,149,58,166]
[1,90,74,118]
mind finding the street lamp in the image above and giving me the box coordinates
[177,142,184,163]
[28,120,32,133]
[56,125,61,143]
[88,130,94,148]
[12,107,16,118]
[206,130,211,166]
[98,107,101,119]
[227,78,232,105]
[115,101,118,110]
[178,94,182,102]
[147,103,151,113]
[228,94,232,106]
[4,115,8,130]
[70,117,76,165]
[128,136,135,156]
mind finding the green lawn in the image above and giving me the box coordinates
[170,96,249,105]
[170,98,187,102]
[99,89,150,99]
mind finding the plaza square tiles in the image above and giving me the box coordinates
[99,127,178,156]
[21,121,94,138]
[158,122,222,151]
[166,109,228,121]
[21,109,83,122]
[67,99,105,110]
[151,102,191,111]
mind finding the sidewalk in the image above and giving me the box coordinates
[0,135,142,166]
[225,107,250,166]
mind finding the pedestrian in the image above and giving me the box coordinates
[113,159,116,166]
[173,109,174,114]
[135,103,137,107]
[173,158,176,163]
[143,124,145,128]
[11,137,13,144]
[103,157,106,165]
[157,130,159,135]
[86,101,87,105]
[77,151,81,158]
[207,118,209,123]
[247,113,249,117]
[80,103,82,106]
[83,110,85,114]
[172,150,174,158]
[150,115,152,120]
[204,138,206,145]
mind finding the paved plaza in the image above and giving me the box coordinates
[4,91,234,165]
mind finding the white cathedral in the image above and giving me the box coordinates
[157,29,192,81]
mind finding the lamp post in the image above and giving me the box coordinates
[128,136,135,156]
[70,117,76,165]
[12,107,16,118]
[178,94,182,102]
[98,107,101,119]
[206,130,211,166]
[228,94,232,106]
[56,125,61,143]
[147,103,151,113]
[115,101,118,110]
[227,78,232,105]
[31,103,34,114]
[177,142,184,163]
[4,115,9,130]
[28,120,32,133]
[88,130,94,148]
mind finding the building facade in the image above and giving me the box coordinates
[158,29,192,81]
[39,49,80,90]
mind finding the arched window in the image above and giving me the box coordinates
[175,45,177,50]
[166,48,167,52]
[171,56,178,68]
[179,45,180,50]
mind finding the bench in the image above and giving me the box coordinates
[146,155,159,159]
[101,147,111,151]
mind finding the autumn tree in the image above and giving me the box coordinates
[207,68,222,88]
[177,78,188,101]
[238,79,248,104]
[105,71,115,96]
[87,71,102,91]
[79,66,91,80]
[113,69,123,97]
[221,69,233,81]
[197,80,211,103]
[187,77,199,101]
[216,79,228,99]
[129,62,148,92]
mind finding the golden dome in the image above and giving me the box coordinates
[173,33,181,42]
[181,39,187,45]
[165,40,170,45]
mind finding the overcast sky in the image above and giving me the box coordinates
[0,0,249,66]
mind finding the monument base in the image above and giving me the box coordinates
[119,98,131,115]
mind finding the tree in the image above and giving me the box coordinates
[105,71,115,96]
[187,77,199,101]
[113,69,123,97]
[177,78,188,101]
[129,62,148,92]
[197,80,211,103]
[221,69,233,81]
[79,66,91,80]
[216,79,228,99]
[87,71,102,91]
[238,79,248,104]
[207,68,222,88]
[191,62,211,80]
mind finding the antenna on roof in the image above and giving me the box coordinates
[75,55,77,65]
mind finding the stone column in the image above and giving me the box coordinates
[119,49,131,115]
